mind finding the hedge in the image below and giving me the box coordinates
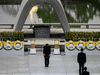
[0,31,24,41]
[65,31,100,41]
[0,0,22,4]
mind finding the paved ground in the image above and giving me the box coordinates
[0,52,100,75]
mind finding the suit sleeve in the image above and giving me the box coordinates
[88,72,90,75]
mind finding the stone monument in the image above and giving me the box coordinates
[34,25,50,38]
[14,0,70,32]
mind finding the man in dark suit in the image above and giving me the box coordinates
[43,43,51,67]
[82,67,90,75]
[77,48,86,75]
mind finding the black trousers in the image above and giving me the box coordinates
[79,63,84,75]
[44,55,50,66]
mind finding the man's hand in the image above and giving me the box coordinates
[44,54,45,56]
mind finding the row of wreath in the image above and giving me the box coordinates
[0,40,23,50]
[66,40,100,51]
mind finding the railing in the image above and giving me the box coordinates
[0,23,100,29]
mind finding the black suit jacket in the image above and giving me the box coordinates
[77,52,86,64]
[82,71,90,75]
[43,45,51,55]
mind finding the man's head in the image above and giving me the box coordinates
[84,67,87,71]
[46,43,48,46]
[81,48,83,52]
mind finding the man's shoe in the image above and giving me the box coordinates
[45,65,48,67]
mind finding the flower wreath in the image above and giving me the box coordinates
[4,40,13,50]
[86,41,95,50]
[14,40,23,50]
[66,40,76,51]
[96,41,100,50]
[0,41,3,50]
[76,40,85,50]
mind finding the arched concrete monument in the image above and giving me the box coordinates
[14,0,70,32]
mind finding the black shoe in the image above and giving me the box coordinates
[47,65,49,67]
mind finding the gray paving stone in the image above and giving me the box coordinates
[0,54,100,75]
[7,70,19,74]
[0,64,8,68]
[66,73,78,75]
[0,70,8,74]
[91,74,100,75]
[8,65,18,68]
[13,74,30,75]
[48,68,66,73]
[30,68,48,73]
[30,74,36,75]
[18,68,29,71]
[0,74,12,75]
[0,61,8,64]
[49,73,66,75]
[88,68,100,73]
[8,71,18,74]
[31,73,49,75]
[66,69,77,73]
[18,71,30,74]
[19,64,29,68]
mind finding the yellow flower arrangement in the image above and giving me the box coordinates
[66,41,76,46]
[76,41,85,46]
[86,41,95,50]
[4,40,13,50]
[86,41,95,46]
[4,41,13,46]
[0,41,3,50]
[66,40,76,51]
[96,41,100,46]
[96,41,100,50]
[76,40,85,50]
[14,40,23,50]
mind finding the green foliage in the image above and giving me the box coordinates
[37,3,60,23]
[1,0,100,24]
[93,31,99,40]
[65,31,78,40]
[0,0,22,4]
[37,2,99,23]
[84,31,92,40]
[0,31,24,41]
[78,31,85,39]
[1,0,100,23]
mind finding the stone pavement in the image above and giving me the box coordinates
[0,52,100,75]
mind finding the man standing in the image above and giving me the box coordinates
[77,48,86,75]
[43,43,51,67]
[82,67,90,75]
